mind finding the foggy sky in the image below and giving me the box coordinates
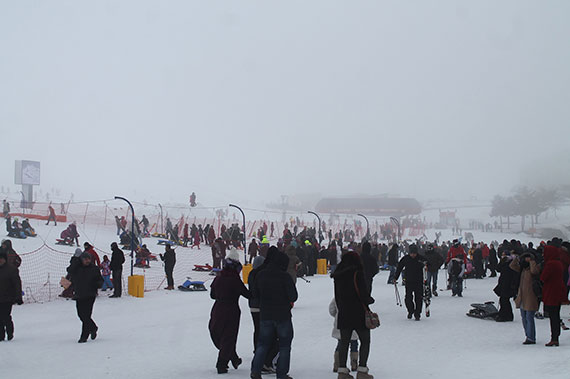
[1,1,569,207]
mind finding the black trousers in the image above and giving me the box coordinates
[405,283,423,317]
[112,269,122,297]
[0,302,14,340]
[76,297,97,338]
[338,328,370,368]
[544,305,561,341]
[497,296,513,321]
[165,269,174,287]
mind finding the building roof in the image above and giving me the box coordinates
[315,197,421,217]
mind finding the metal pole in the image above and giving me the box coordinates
[158,203,163,235]
[307,211,322,243]
[115,196,135,276]
[357,213,369,241]
[229,204,247,264]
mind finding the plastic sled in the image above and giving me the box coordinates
[466,302,499,320]
[56,238,74,246]
[178,279,207,292]
[193,264,213,272]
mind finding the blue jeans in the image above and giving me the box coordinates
[426,271,438,290]
[102,275,114,290]
[520,309,536,342]
[251,319,293,378]
[387,265,396,284]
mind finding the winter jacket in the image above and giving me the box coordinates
[540,246,568,306]
[110,246,125,271]
[446,246,467,264]
[394,254,426,286]
[252,250,297,322]
[361,249,379,287]
[448,258,465,278]
[387,246,398,266]
[0,262,23,304]
[85,247,101,267]
[510,255,540,311]
[495,257,518,298]
[209,267,250,326]
[101,261,111,276]
[285,247,300,284]
[329,299,358,340]
[70,263,103,299]
[0,244,21,268]
[161,248,176,271]
[425,249,444,273]
[332,259,371,330]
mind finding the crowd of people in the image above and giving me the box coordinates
[0,210,569,379]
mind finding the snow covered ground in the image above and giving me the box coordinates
[3,220,569,378]
[4,263,570,378]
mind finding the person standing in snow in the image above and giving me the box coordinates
[70,252,103,343]
[332,251,374,379]
[425,244,444,297]
[250,247,297,379]
[394,244,425,320]
[494,250,518,322]
[100,255,113,292]
[329,298,360,373]
[509,252,540,344]
[0,249,23,341]
[386,244,399,284]
[540,244,568,346]
[109,242,124,298]
[449,254,465,297]
[360,242,379,297]
[46,203,57,225]
[208,249,249,373]
[160,244,176,290]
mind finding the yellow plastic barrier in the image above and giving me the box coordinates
[317,259,328,275]
[128,275,144,298]
[242,264,253,284]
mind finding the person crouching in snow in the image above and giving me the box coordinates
[329,298,359,373]
[100,255,113,291]
[70,252,103,343]
[208,249,249,374]
[449,254,465,297]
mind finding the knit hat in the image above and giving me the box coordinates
[252,255,265,269]
[74,248,83,257]
[227,248,240,262]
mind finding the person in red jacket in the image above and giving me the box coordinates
[183,224,189,247]
[83,242,101,267]
[446,240,467,265]
[540,244,568,347]
[482,244,490,276]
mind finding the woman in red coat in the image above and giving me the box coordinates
[540,245,568,346]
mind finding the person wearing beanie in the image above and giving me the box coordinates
[394,244,426,320]
[69,251,103,343]
[208,247,250,374]
[250,247,297,379]
[0,249,23,341]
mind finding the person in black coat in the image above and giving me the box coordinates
[70,252,103,343]
[425,244,444,296]
[160,244,176,290]
[109,242,125,298]
[0,250,23,341]
[250,247,297,379]
[209,256,250,374]
[360,242,379,297]
[394,244,426,320]
[473,245,484,279]
[488,244,498,277]
[387,244,399,284]
[494,252,519,322]
[332,251,373,378]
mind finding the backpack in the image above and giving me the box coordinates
[451,260,462,277]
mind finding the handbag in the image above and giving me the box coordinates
[354,272,380,329]
[60,276,72,289]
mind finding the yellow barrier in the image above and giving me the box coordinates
[242,264,253,284]
[128,275,144,298]
[317,259,328,275]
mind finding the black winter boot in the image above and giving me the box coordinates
[216,358,229,374]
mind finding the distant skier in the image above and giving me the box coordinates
[140,215,150,235]
[46,203,57,225]
[394,244,425,320]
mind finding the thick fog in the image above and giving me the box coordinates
[1,1,569,206]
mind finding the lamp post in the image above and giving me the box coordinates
[307,211,323,243]
[115,196,135,276]
[390,217,401,243]
[229,204,247,264]
[357,213,370,241]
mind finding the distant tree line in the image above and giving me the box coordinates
[490,187,567,231]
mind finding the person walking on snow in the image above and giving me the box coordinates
[46,203,57,225]
[0,249,23,341]
[109,242,124,298]
[394,244,426,320]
